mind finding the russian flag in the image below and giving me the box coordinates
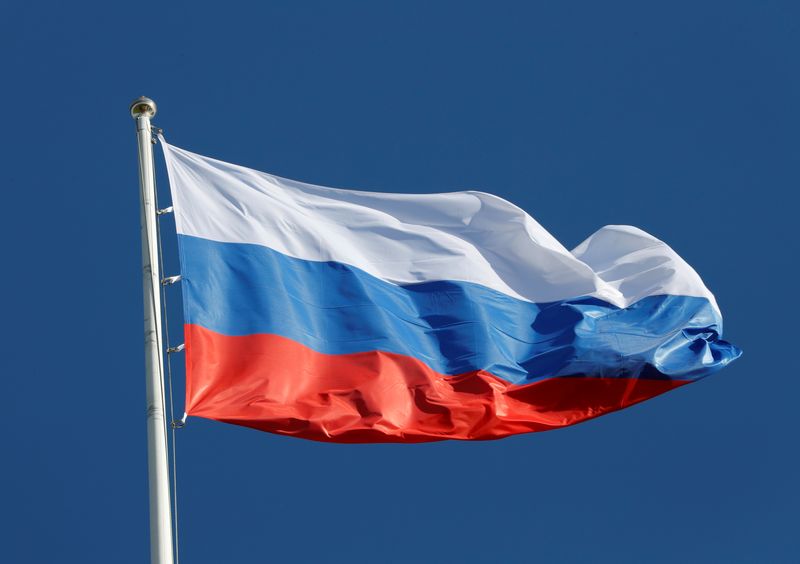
[161,137,741,443]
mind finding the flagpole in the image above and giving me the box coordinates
[130,96,175,564]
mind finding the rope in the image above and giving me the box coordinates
[139,138,177,564]
[153,132,182,564]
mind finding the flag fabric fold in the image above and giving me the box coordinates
[160,136,740,442]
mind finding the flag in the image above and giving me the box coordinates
[160,137,741,443]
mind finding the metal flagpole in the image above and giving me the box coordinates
[130,96,175,564]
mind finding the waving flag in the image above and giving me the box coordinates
[160,137,740,443]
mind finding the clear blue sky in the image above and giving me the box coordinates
[2,2,797,562]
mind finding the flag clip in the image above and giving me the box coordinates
[156,206,174,216]
[167,343,185,354]
[161,275,182,285]
[171,412,187,429]
[150,126,164,144]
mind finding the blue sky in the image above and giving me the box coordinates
[2,2,798,562]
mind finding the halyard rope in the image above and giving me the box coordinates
[153,131,181,564]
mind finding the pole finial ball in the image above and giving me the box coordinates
[130,96,157,119]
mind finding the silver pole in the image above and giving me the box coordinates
[130,96,175,564]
